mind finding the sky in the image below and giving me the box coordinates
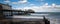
[0,0,60,12]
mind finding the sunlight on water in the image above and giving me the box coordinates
[13,15,43,19]
[31,13,49,15]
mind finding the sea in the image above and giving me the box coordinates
[6,12,60,24]
[34,12,60,24]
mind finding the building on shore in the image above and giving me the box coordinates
[0,3,13,20]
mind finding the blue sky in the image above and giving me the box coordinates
[0,0,60,12]
[0,0,60,7]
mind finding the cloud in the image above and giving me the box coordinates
[4,0,28,4]
[12,0,28,4]
[51,3,56,8]
[14,5,60,12]
[44,3,48,6]
[4,1,10,3]
[12,2,18,4]
[30,4,35,6]
[23,3,60,12]
[12,7,23,10]
[12,2,60,12]
[52,3,56,6]
[35,0,44,1]
[18,0,28,4]
[4,0,10,3]
[40,0,44,1]
[23,6,41,12]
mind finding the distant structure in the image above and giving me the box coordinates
[0,3,35,19]
[27,9,35,13]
